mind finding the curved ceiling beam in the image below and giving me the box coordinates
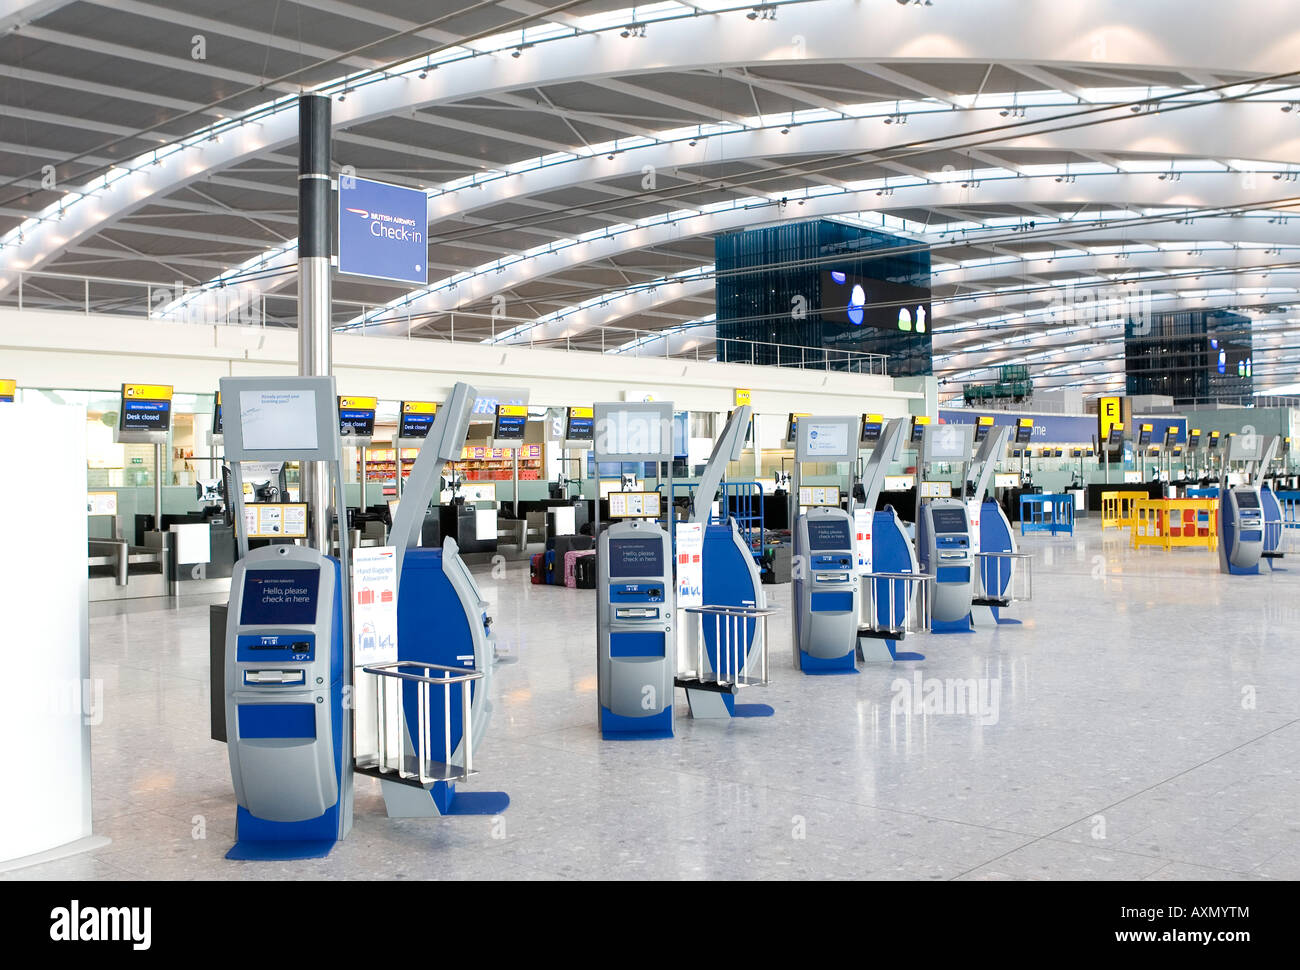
[165,98,1300,317]
[357,172,1300,325]
[9,0,1300,286]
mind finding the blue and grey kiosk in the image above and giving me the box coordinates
[915,422,977,634]
[1219,432,1280,575]
[594,402,677,739]
[966,424,1022,627]
[220,376,353,860]
[790,414,861,674]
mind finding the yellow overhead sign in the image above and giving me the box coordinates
[402,400,437,414]
[569,406,593,419]
[1098,395,1122,441]
[339,396,378,411]
[122,383,172,401]
[734,388,752,406]
[978,415,995,426]
[0,379,15,401]
[497,404,528,417]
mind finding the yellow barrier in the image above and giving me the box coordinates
[1101,491,1148,531]
[1130,498,1219,552]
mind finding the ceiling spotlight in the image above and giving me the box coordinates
[688,138,697,146]
[607,152,616,160]
[780,126,790,134]
[511,48,521,57]
[1283,102,1298,113]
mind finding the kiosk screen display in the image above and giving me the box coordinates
[1236,490,1261,509]
[608,537,664,578]
[806,518,851,551]
[930,508,968,534]
[239,569,320,626]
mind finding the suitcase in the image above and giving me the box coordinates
[574,554,597,589]
[564,549,595,588]
[544,549,557,584]
[529,552,545,585]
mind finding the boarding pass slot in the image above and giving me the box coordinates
[616,607,660,620]
[244,669,306,686]
[815,573,850,584]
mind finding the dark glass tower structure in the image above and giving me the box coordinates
[1125,309,1253,405]
[714,220,932,375]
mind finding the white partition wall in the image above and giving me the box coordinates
[0,403,104,869]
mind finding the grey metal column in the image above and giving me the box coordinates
[298,93,333,552]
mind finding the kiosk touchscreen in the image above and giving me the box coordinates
[792,508,858,673]
[597,520,675,738]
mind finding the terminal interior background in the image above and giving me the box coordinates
[1,0,1298,882]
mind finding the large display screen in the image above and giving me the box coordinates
[930,507,968,534]
[566,406,594,442]
[494,404,528,441]
[239,568,320,626]
[820,270,932,332]
[339,396,377,438]
[608,537,664,578]
[1235,490,1261,509]
[119,383,173,433]
[806,518,851,551]
[399,401,437,439]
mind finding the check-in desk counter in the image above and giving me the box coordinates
[88,532,171,601]
[439,502,497,554]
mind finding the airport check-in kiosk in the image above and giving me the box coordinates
[220,376,353,859]
[967,426,1022,627]
[1218,433,1279,575]
[594,402,677,738]
[790,415,860,674]
[915,423,977,632]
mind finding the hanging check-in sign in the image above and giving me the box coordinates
[337,175,429,285]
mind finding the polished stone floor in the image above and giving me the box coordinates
[7,520,1298,880]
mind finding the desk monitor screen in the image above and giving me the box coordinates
[339,396,377,438]
[1107,427,1124,447]
[608,491,661,518]
[0,378,14,403]
[1208,432,1221,450]
[608,536,664,578]
[1014,420,1034,444]
[861,414,884,443]
[212,392,223,435]
[239,568,320,626]
[930,507,968,534]
[806,517,851,551]
[399,401,437,439]
[1236,489,1261,509]
[975,417,994,443]
[566,406,595,442]
[1188,429,1201,448]
[910,417,928,443]
[494,403,528,441]
[120,383,173,433]
[785,412,809,445]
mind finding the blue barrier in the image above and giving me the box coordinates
[1019,493,1075,536]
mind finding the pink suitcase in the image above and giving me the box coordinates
[564,549,595,588]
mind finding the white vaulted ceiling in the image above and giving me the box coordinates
[4,0,1300,398]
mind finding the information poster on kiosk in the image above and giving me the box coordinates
[352,547,398,666]
[853,508,873,575]
[674,522,703,608]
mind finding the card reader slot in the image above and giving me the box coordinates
[243,669,306,686]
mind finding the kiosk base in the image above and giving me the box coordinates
[971,605,1021,627]
[600,705,673,740]
[380,779,511,817]
[226,839,336,861]
[797,650,858,675]
[857,634,924,663]
[683,687,774,719]
[931,616,975,634]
